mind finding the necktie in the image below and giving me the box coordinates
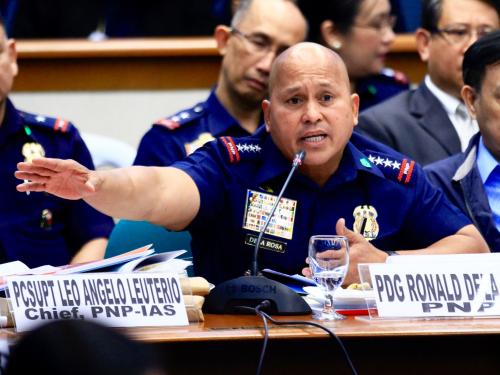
[484,165,500,231]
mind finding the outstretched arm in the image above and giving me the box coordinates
[16,158,200,230]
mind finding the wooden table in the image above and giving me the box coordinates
[123,314,500,374]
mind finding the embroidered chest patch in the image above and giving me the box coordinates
[242,189,297,240]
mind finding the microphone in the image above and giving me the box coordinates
[251,150,306,276]
[203,150,311,315]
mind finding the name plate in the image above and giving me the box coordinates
[6,272,188,332]
[368,262,500,318]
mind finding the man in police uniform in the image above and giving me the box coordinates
[0,17,114,267]
[16,43,488,285]
[133,0,308,167]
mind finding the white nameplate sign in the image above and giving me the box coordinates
[7,272,188,332]
[368,262,500,318]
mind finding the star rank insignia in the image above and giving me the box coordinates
[367,153,415,185]
[236,143,262,153]
[221,137,262,163]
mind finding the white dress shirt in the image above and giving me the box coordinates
[425,76,479,151]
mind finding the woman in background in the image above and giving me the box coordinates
[300,0,409,111]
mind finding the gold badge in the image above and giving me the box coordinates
[40,209,53,230]
[353,205,379,241]
[22,142,45,163]
[184,132,215,155]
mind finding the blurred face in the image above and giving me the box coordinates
[0,26,17,113]
[418,0,499,98]
[323,0,395,80]
[216,0,307,107]
[463,63,500,160]
[263,44,360,186]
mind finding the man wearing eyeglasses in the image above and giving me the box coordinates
[134,0,307,167]
[356,0,499,166]
[425,31,500,251]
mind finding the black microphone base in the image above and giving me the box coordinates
[203,276,312,315]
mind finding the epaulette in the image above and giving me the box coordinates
[19,111,74,133]
[365,150,416,185]
[380,68,409,85]
[220,136,262,164]
[153,103,205,131]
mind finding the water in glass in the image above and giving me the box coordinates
[308,235,349,320]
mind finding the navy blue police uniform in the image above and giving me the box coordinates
[357,68,409,112]
[173,127,471,284]
[134,90,254,166]
[0,99,114,267]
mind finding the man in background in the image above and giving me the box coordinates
[356,0,499,165]
[0,16,114,266]
[133,0,307,167]
[426,31,500,251]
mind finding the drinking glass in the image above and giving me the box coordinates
[308,235,349,320]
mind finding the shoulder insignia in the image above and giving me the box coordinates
[19,111,74,133]
[220,136,262,164]
[153,104,205,131]
[367,152,415,185]
[221,136,240,163]
[155,118,180,130]
[53,118,70,132]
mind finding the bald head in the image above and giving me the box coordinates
[268,42,351,96]
[262,41,359,186]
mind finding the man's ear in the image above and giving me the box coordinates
[214,25,232,56]
[320,20,343,50]
[415,28,432,62]
[461,85,478,118]
[262,99,271,132]
[6,39,18,77]
[351,94,360,127]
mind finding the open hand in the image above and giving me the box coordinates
[15,158,99,200]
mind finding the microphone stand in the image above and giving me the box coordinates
[204,151,311,315]
[251,150,305,275]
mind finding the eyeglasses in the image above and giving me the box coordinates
[431,25,496,45]
[354,14,397,32]
[231,28,288,57]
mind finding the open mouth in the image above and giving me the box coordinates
[301,134,327,143]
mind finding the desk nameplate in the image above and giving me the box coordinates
[366,262,500,318]
[6,272,188,331]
